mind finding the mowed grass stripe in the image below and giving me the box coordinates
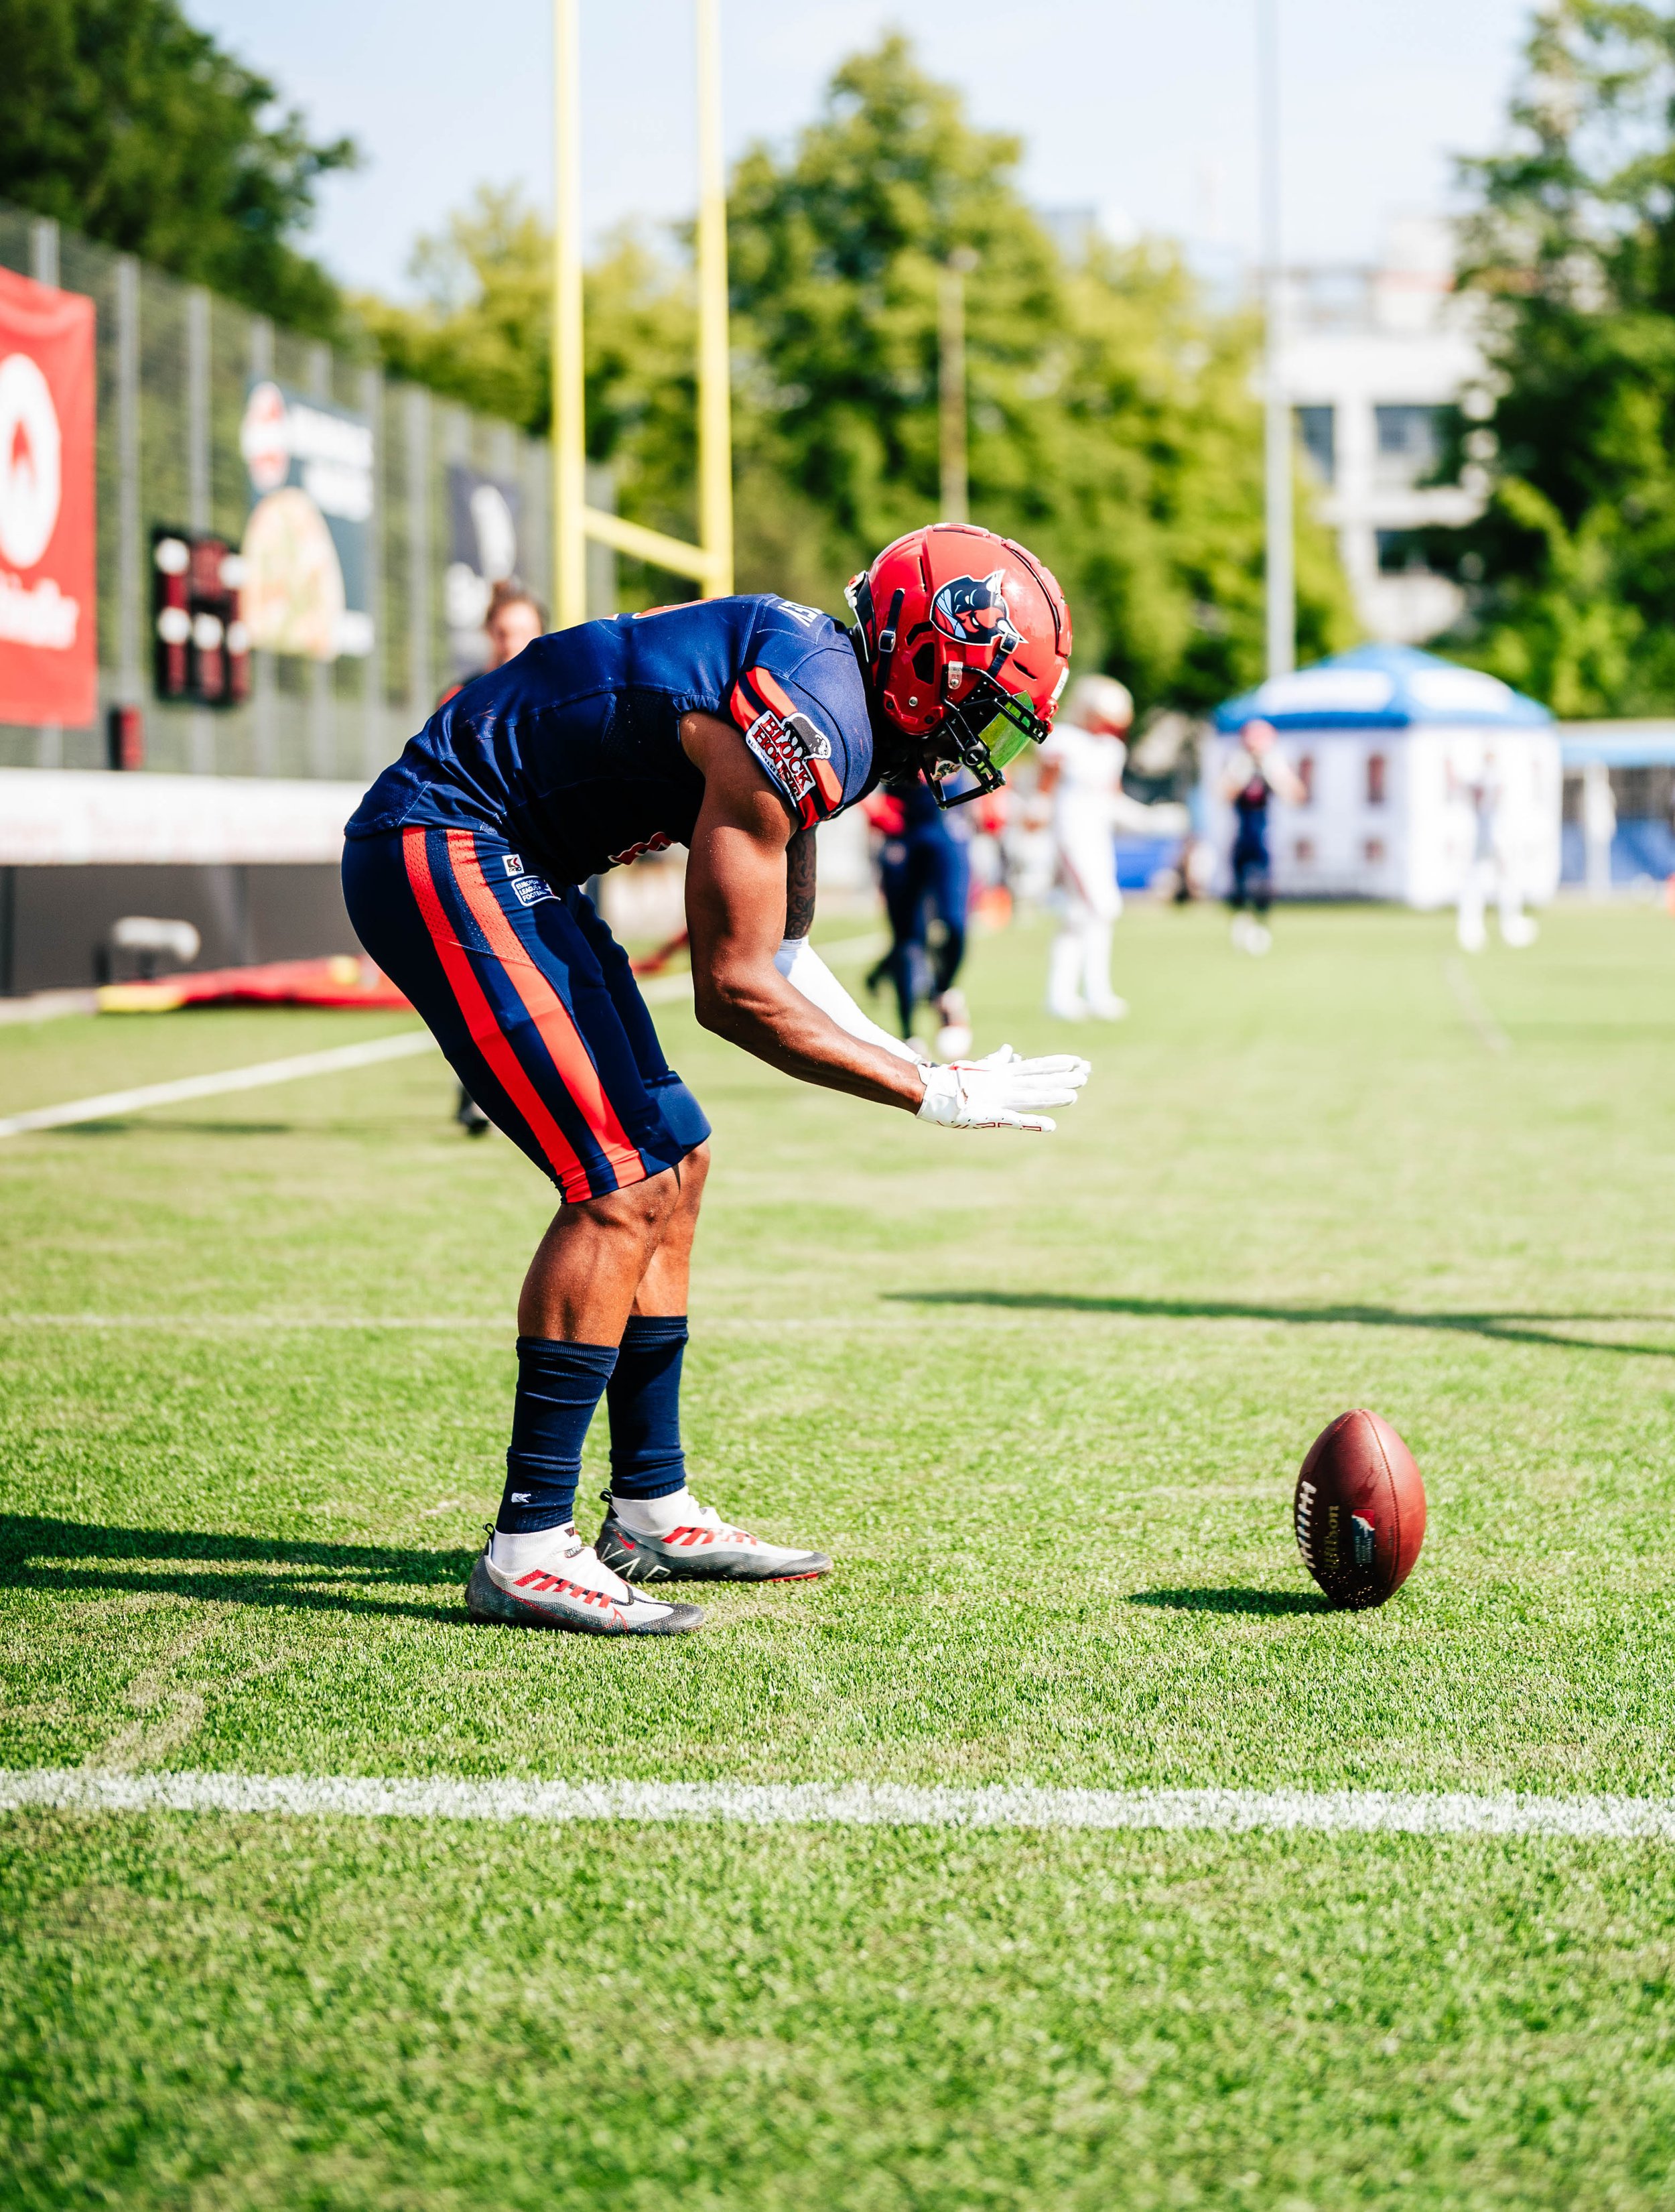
[9,1766,1675,1840]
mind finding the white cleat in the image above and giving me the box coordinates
[466,1524,704,1634]
[1086,995,1129,1021]
[594,1494,831,1584]
[934,990,973,1059]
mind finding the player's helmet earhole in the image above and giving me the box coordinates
[913,643,936,683]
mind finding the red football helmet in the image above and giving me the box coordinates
[846,523,1072,805]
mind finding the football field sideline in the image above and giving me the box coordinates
[7,1764,1675,1842]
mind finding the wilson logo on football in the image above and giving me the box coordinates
[930,570,1023,657]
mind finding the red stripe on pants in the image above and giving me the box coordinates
[441,832,649,1185]
[400,827,589,1198]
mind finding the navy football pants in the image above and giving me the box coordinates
[876,830,969,1038]
[342,825,710,1203]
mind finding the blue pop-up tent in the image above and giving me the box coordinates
[1213,643,1551,734]
[1203,645,1560,906]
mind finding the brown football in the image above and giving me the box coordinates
[1293,1409,1426,1609]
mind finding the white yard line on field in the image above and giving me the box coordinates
[0,933,886,1141]
[1443,957,1512,1054]
[0,1030,438,1138]
[4,1766,1674,1842]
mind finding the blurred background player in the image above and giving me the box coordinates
[1454,747,1538,952]
[1033,673,1135,1021]
[448,581,550,1132]
[864,772,974,1057]
[1220,717,1304,955]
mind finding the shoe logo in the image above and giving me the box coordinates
[666,1524,756,1548]
[513,1568,619,1618]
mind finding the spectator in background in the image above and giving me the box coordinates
[1220,718,1305,956]
[483,579,547,671]
[438,581,549,712]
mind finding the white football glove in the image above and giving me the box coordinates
[916,1045,1090,1133]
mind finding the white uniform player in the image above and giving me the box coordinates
[1455,751,1538,952]
[1034,674,1145,1021]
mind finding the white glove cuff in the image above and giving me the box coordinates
[915,1063,962,1126]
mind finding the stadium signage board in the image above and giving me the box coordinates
[238,379,375,662]
[446,464,523,674]
[0,264,97,727]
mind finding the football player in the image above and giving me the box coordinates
[863,770,976,1057]
[444,582,551,1135]
[1033,673,1136,1021]
[342,523,1089,1637]
[1220,718,1305,954]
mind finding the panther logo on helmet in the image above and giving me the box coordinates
[930,570,1022,657]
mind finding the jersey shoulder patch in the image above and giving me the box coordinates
[728,663,845,828]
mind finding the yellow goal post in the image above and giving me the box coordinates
[551,0,734,626]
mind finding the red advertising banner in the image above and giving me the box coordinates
[0,265,96,727]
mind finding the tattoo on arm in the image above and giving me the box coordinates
[785,828,817,940]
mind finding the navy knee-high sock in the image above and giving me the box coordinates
[606,1315,689,1500]
[498,1338,618,1534]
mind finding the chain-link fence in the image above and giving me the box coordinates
[0,202,614,783]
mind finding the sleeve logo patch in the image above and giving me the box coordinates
[742,706,843,824]
[502,854,525,876]
[730,665,847,824]
[511,872,555,907]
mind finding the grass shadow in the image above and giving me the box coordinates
[1129,1587,1326,1617]
[0,1515,476,1624]
[888,1290,1675,1360]
[58,1120,297,1138]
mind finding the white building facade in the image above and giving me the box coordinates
[1282,218,1489,645]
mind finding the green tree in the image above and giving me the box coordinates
[726,36,1351,707]
[0,0,356,336]
[1435,1,1675,712]
[362,36,1353,699]
[358,186,704,601]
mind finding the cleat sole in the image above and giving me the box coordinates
[604,1545,833,1586]
[465,1555,704,1636]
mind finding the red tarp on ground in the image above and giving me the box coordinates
[98,957,412,1013]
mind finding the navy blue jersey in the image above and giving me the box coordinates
[345,594,876,887]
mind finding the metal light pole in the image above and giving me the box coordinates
[695,0,734,594]
[938,248,977,525]
[1258,0,1294,680]
[552,0,586,628]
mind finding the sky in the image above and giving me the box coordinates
[187,0,1536,298]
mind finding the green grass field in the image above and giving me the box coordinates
[4,901,1675,2208]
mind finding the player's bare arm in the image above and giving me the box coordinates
[785,824,818,941]
[680,710,925,1111]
